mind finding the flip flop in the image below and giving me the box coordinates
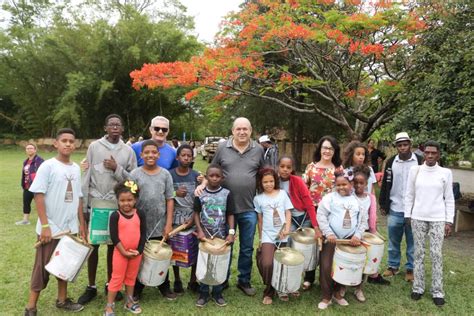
[124,303,142,314]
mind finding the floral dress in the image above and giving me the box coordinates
[302,162,343,207]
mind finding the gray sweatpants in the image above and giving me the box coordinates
[411,219,445,298]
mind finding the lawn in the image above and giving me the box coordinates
[1,146,473,315]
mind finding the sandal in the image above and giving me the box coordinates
[302,281,312,290]
[290,291,301,298]
[124,302,142,314]
[278,293,289,302]
[262,296,273,305]
[104,303,115,316]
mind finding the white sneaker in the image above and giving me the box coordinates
[354,289,366,302]
[15,220,30,225]
[332,296,349,306]
[317,300,332,310]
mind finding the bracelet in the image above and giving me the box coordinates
[41,223,50,228]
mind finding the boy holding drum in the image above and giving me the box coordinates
[24,128,87,315]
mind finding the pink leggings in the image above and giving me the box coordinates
[108,249,142,292]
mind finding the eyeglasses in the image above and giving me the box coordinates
[153,126,169,133]
[321,146,334,152]
[106,124,122,128]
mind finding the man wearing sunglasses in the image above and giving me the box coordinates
[131,116,178,170]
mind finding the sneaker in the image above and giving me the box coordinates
[55,298,84,312]
[174,281,184,295]
[354,289,366,302]
[433,297,445,306]
[213,295,227,307]
[317,300,332,310]
[159,287,177,301]
[16,220,30,225]
[236,282,256,296]
[405,270,414,282]
[383,267,399,277]
[411,292,423,301]
[187,281,199,293]
[332,296,349,306]
[367,274,390,285]
[24,308,37,316]
[78,286,97,305]
[195,295,209,307]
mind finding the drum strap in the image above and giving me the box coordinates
[146,218,163,241]
[291,212,307,230]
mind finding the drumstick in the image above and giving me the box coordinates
[34,231,70,248]
[334,239,370,247]
[317,238,323,251]
[168,223,188,237]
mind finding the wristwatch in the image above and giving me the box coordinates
[228,229,236,235]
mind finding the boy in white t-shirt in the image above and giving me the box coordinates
[24,128,87,315]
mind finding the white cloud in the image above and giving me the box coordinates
[180,0,243,43]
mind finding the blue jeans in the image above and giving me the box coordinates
[387,210,414,270]
[199,283,224,298]
[228,210,257,284]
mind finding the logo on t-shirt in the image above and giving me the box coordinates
[64,174,76,203]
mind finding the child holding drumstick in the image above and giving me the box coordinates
[105,180,146,315]
[194,164,235,307]
[254,167,293,305]
[317,171,368,310]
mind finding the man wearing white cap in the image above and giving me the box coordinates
[259,135,278,169]
[379,132,423,282]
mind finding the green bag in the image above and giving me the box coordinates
[89,199,118,245]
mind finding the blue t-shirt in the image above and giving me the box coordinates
[131,141,178,170]
[169,168,200,225]
[254,190,293,243]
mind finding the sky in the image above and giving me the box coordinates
[180,0,243,43]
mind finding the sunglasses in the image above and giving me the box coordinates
[153,126,169,133]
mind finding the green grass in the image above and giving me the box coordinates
[1,146,473,315]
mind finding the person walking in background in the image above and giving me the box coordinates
[367,139,386,173]
[131,116,178,170]
[302,135,343,290]
[379,132,423,283]
[405,141,454,307]
[17,143,44,225]
[259,135,278,169]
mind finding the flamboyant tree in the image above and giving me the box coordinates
[131,0,428,140]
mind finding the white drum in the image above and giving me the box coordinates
[362,232,385,274]
[332,244,367,286]
[271,247,305,294]
[196,238,231,286]
[291,228,319,271]
[138,240,172,286]
[45,234,93,282]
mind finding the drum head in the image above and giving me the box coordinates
[291,228,316,244]
[145,240,173,260]
[67,234,93,249]
[199,238,231,255]
[337,244,367,254]
[362,232,384,245]
[274,247,305,266]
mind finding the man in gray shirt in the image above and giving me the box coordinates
[211,117,264,296]
[379,132,423,282]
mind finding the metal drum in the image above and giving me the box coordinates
[332,244,367,286]
[291,228,319,271]
[138,240,173,286]
[271,247,305,294]
[45,234,93,282]
[196,238,231,286]
[362,232,385,274]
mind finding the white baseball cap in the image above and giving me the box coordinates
[259,135,271,143]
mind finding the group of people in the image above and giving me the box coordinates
[21,114,455,315]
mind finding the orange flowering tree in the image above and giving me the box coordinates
[131,0,428,140]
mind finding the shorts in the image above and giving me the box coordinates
[30,238,60,292]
